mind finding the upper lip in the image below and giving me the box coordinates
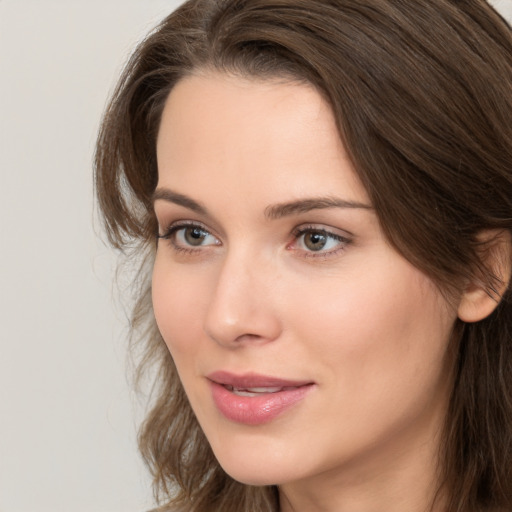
[207,371,314,388]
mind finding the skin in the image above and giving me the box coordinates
[152,73,460,512]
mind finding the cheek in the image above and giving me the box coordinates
[151,257,210,360]
[283,256,455,398]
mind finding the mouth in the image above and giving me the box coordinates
[223,385,300,397]
[207,371,315,425]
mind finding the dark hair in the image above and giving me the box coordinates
[95,1,512,510]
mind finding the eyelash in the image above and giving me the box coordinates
[157,221,218,255]
[157,221,351,258]
[289,225,351,259]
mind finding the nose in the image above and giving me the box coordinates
[203,250,282,348]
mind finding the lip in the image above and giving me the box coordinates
[207,371,315,426]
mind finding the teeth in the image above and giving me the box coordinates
[232,389,264,397]
[225,385,296,397]
[245,387,283,393]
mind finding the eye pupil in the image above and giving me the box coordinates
[185,227,207,245]
[305,232,327,251]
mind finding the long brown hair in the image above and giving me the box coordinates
[95,1,512,510]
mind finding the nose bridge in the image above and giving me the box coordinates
[204,245,281,346]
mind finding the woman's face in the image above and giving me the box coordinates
[152,73,457,492]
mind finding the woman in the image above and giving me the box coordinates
[95,0,512,511]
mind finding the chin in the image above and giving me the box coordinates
[206,432,307,487]
[219,460,289,487]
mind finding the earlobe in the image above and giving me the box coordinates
[457,230,512,323]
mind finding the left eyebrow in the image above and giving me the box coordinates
[264,197,373,220]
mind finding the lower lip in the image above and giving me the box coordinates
[209,381,314,426]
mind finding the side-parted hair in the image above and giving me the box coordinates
[95,1,512,511]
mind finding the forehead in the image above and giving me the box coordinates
[156,72,369,205]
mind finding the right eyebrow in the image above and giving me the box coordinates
[152,188,209,216]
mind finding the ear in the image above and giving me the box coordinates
[458,230,512,323]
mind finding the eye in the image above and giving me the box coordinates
[158,222,220,251]
[176,226,216,247]
[290,226,350,256]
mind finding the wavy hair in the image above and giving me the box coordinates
[95,1,512,510]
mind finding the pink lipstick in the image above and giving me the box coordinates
[207,371,314,426]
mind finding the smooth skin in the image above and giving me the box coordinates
[152,73,501,512]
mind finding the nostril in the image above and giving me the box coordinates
[204,312,282,348]
[234,333,264,343]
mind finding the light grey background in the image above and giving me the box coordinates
[0,2,181,511]
[0,1,511,511]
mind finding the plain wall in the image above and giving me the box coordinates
[0,1,511,511]
[0,2,181,511]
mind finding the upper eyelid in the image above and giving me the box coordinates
[292,223,354,239]
[156,214,226,240]
[293,229,351,245]
[159,219,214,236]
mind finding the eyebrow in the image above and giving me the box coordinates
[153,187,372,219]
[152,188,209,216]
[264,197,372,220]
